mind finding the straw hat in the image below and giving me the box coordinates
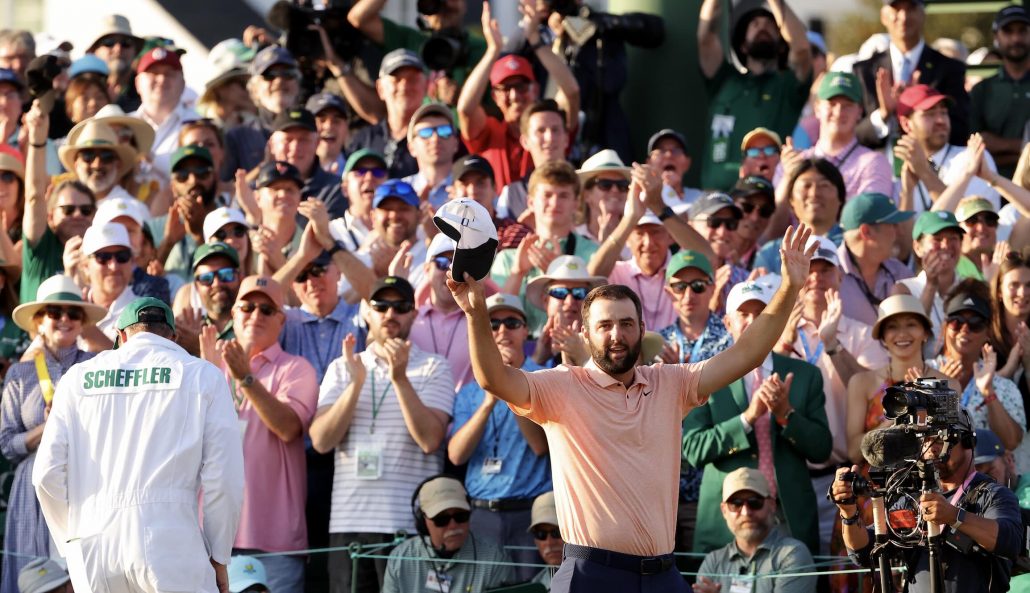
[526,255,607,310]
[0,149,24,182]
[86,15,143,53]
[871,294,933,341]
[12,274,107,331]
[576,149,632,184]
[58,120,137,178]
[67,104,155,156]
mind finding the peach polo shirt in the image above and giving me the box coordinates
[512,359,707,556]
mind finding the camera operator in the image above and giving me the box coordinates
[831,411,1023,593]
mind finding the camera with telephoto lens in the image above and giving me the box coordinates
[417,0,443,15]
[883,379,961,428]
[267,0,361,64]
[420,28,469,73]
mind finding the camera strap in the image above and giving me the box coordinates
[949,468,978,507]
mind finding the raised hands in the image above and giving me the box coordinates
[217,339,252,382]
[380,337,411,381]
[818,288,843,346]
[447,271,488,317]
[342,333,366,383]
[974,343,998,395]
[757,372,794,418]
[778,223,816,290]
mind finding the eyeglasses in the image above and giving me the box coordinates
[946,314,988,333]
[548,286,589,301]
[262,68,300,81]
[415,124,454,140]
[429,510,471,527]
[213,225,248,241]
[58,204,95,217]
[194,267,239,286]
[77,150,117,165]
[352,166,387,178]
[0,171,17,184]
[491,317,527,331]
[42,306,85,322]
[295,265,327,283]
[92,249,132,265]
[963,213,999,228]
[492,81,532,95]
[173,165,214,183]
[98,36,135,49]
[701,217,740,231]
[726,496,767,512]
[532,527,562,541]
[669,279,712,295]
[590,178,631,193]
[736,200,775,218]
[432,256,452,272]
[743,146,779,159]
[370,299,415,314]
[237,302,280,316]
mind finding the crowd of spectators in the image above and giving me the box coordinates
[2,0,1030,591]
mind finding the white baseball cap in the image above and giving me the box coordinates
[433,198,498,281]
[82,222,132,255]
[806,235,840,267]
[726,279,776,313]
[203,207,251,243]
[94,196,149,227]
[425,232,457,265]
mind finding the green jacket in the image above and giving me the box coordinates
[682,353,831,556]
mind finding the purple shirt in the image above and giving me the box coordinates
[836,243,913,326]
[608,258,676,333]
[409,306,472,392]
[774,139,893,199]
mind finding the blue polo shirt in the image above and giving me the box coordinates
[450,359,552,500]
[280,298,365,383]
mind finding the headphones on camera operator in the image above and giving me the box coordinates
[410,474,478,561]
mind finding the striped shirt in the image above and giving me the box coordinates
[318,344,455,534]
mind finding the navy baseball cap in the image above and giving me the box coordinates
[373,180,419,209]
[995,5,1030,31]
[379,49,425,78]
[249,46,297,76]
[305,92,350,117]
[256,160,304,189]
[647,128,687,154]
[0,69,23,90]
[272,107,316,133]
[452,154,494,182]
[974,429,1004,464]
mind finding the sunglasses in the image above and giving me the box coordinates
[213,225,248,241]
[98,36,135,49]
[370,299,415,314]
[0,171,17,184]
[429,510,471,527]
[532,527,562,541]
[415,124,454,140]
[946,315,988,333]
[548,286,589,301]
[237,302,280,316]
[736,200,775,218]
[726,496,767,512]
[295,265,327,283]
[195,267,239,286]
[262,68,301,81]
[431,256,453,272]
[58,204,95,217]
[963,213,999,228]
[92,249,132,265]
[493,81,532,95]
[669,279,712,295]
[744,146,779,159]
[701,217,739,231]
[77,150,117,165]
[590,178,630,193]
[173,165,214,183]
[491,317,527,331]
[352,166,387,178]
[42,306,85,322]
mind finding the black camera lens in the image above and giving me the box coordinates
[417,0,443,15]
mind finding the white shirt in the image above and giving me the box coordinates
[33,333,244,593]
[889,40,925,86]
[893,143,1001,213]
[132,101,199,179]
[92,285,140,341]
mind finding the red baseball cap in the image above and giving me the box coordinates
[489,55,535,87]
[136,47,182,74]
[897,84,949,118]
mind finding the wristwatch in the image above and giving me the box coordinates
[950,508,966,531]
[328,239,347,256]
[657,206,676,221]
[841,510,861,525]
[825,342,843,356]
[240,373,256,388]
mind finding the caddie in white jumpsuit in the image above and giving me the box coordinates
[33,297,245,593]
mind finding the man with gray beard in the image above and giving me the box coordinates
[58,120,138,201]
[85,14,144,112]
[693,468,815,593]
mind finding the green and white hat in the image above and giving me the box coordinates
[12,274,107,331]
[116,297,175,331]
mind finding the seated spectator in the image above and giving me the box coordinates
[57,120,138,201]
[80,222,137,347]
[329,149,389,251]
[576,149,631,245]
[267,107,347,222]
[359,180,427,286]
[172,242,241,354]
[739,127,782,181]
[686,193,748,312]
[345,49,426,179]
[776,72,892,199]
[208,275,318,593]
[154,145,224,283]
[730,176,776,270]
[894,211,966,344]
[684,279,831,556]
[310,276,455,593]
[305,92,350,175]
[411,234,473,390]
[451,154,531,250]
[457,2,579,189]
[956,197,1001,276]
[448,293,551,581]
[647,128,702,207]
[496,99,570,222]
[382,477,514,593]
[837,192,915,325]
[16,558,71,593]
[93,196,170,303]
[229,556,270,593]
[86,14,144,112]
[222,46,301,180]
[131,46,196,177]
[402,102,460,210]
[693,468,816,593]
[528,492,563,590]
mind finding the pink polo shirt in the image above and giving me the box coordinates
[227,343,319,553]
[409,306,472,392]
[513,360,707,556]
[608,258,676,332]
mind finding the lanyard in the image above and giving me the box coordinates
[829,141,861,170]
[949,468,978,506]
[675,321,707,363]
[428,312,459,359]
[798,330,824,365]
[34,353,55,406]
[368,370,392,435]
[635,275,667,326]
[960,377,978,408]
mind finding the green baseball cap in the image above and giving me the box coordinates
[343,149,387,176]
[818,71,863,104]
[666,250,714,281]
[192,242,240,271]
[840,192,914,231]
[912,210,964,240]
[170,144,214,172]
[116,297,175,331]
